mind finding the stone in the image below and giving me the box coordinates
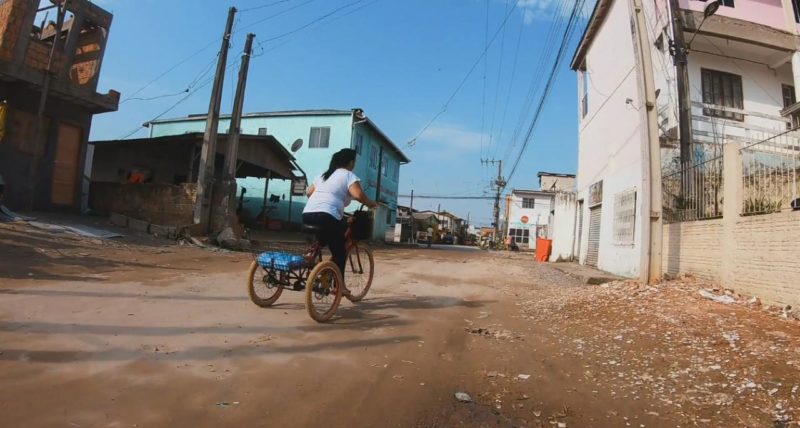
[455,392,472,402]
[128,217,150,233]
[216,227,239,249]
[239,239,252,250]
[150,224,177,239]
[110,212,129,227]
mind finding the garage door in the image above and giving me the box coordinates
[51,123,83,207]
[586,206,601,267]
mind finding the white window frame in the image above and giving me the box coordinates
[522,198,536,209]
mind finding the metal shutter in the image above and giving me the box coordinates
[586,206,602,267]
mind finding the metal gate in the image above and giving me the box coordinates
[586,206,601,267]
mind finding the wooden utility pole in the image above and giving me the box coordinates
[194,6,237,231]
[482,159,505,242]
[218,33,255,230]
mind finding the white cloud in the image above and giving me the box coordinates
[417,123,489,153]
[510,0,596,23]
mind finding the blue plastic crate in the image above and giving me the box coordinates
[257,252,307,272]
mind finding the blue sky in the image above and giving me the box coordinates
[90,0,592,226]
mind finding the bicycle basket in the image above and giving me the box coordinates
[351,210,373,241]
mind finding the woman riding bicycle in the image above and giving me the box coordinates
[303,149,378,284]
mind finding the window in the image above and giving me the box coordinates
[382,155,388,177]
[258,127,268,136]
[613,190,636,246]
[782,84,796,109]
[580,69,589,118]
[522,198,536,209]
[793,0,800,23]
[508,228,530,245]
[309,127,331,148]
[354,133,363,154]
[701,68,744,121]
[394,161,400,181]
[369,144,379,169]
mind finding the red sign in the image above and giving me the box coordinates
[521,216,529,224]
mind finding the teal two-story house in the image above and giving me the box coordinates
[147,109,410,240]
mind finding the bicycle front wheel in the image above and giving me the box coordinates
[345,245,374,302]
[305,261,344,322]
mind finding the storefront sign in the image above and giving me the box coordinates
[521,215,529,224]
[589,180,603,207]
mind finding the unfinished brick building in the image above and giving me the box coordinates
[0,0,118,211]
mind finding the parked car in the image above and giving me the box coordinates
[441,235,454,245]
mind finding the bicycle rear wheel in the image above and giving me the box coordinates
[345,245,374,302]
[305,261,344,322]
[247,261,284,307]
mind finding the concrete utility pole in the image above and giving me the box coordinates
[481,159,505,242]
[630,0,663,283]
[219,32,255,230]
[194,6,237,231]
[409,189,415,243]
[668,0,694,194]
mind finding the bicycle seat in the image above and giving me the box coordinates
[302,224,322,234]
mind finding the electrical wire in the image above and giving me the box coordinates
[408,0,522,147]
[505,0,586,185]
[480,0,490,158]
[252,0,367,44]
[487,0,510,160]
[238,0,296,13]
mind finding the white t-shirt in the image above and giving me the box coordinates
[303,168,361,220]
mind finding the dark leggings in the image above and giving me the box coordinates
[302,212,347,280]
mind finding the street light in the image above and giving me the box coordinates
[687,0,721,49]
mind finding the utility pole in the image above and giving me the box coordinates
[668,0,694,197]
[219,33,255,231]
[409,189,415,243]
[481,159,505,242]
[28,0,69,210]
[194,6,237,231]
[631,0,663,283]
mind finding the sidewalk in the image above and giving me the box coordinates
[549,261,622,285]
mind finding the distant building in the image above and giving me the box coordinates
[0,0,119,211]
[147,109,410,240]
[538,172,576,192]
[504,190,554,251]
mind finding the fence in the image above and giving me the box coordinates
[740,129,800,215]
[662,152,724,223]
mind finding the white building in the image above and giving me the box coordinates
[568,0,800,279]
[504,190,554,250]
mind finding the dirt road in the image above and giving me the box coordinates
[1,221,799,427]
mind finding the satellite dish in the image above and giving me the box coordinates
[291,139,304,153]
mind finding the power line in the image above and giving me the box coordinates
[238,0,296,13]
[505,0,586,185]
[399,195,496,200]
[408,0,522,147]
[480,0,489,158]
[253,0,367,44]
[487,0,510,159]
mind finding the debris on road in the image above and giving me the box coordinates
[455,392,473,403]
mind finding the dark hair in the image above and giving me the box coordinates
[322,149,357,180]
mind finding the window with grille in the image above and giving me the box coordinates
[382,155,389,177]
[522,198,535,209]
[613,190,636,246]
[701,68,744,121]
[309,127,330,148]
[507,228,530,244]
[258,127,268,136]
[354,133,363,154]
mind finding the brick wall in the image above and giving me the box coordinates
[0,0,27,62]
[89,182,197,226]
[730,212,800,305]
[663,220,724,281]
[24,39,66,72]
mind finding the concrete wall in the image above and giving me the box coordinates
[540,176,576,192]
[575,0,645,277]
[550,192,578,262]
